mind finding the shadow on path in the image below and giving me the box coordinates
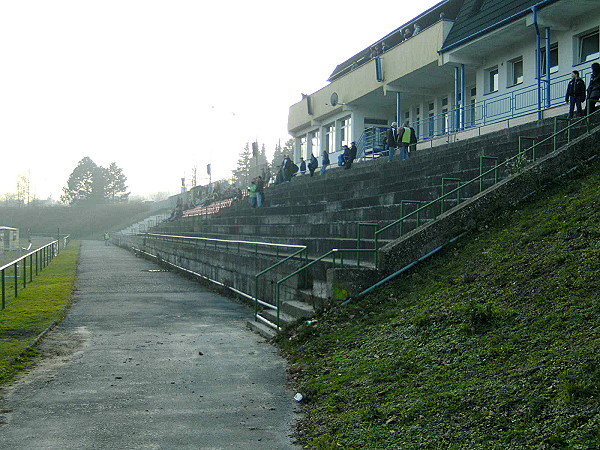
[0,240,298,449]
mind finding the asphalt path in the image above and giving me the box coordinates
[0,241,298,449]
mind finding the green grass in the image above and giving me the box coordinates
[278,159,600,448]
[0,241,80,385]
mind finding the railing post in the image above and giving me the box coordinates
[1,269,5,310]
[14,262,18,298]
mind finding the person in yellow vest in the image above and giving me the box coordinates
[397,121,417,160]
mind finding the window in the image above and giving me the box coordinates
[340,117,352,147]
[300,136,307,160]
[540,43,559,75]
[310,132,320,157]
[578,29,599,64]
[486,66,499,93]
[324,124,335,153]
[508,57,523,86]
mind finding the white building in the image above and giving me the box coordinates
[288,0,599,163]
[0,226,20,251]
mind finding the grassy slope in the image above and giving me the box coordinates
[279,159,600,449]
[0,241,80,385]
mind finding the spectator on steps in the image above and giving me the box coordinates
[248,180,258,208]
[255,176,265,207]
[345,142,357,169]
[308,153,318,177]
[387,122,399,162]
[398,121,417,160]
[565,70,586,119]
[587,62,600,116]
[281,155,293,182]
[321,150,330,175]
[299,157,306,175]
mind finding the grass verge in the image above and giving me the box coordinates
[0,241,80,386]
[278,159,600,448]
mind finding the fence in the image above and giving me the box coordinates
[1,236,70,310]
[360,68,595,159]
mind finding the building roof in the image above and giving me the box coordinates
[441,0,561,52]
[0,226,18,231]
[327,0,465,82]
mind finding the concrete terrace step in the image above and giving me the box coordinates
[246,319,277,339]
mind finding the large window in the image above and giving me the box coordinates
[340,117,352,147]
[540,43,559,75]
[486,66,499,93]
[578,29,599,64]
[324,123,335,153]
[310,132,320,158]
[508,57,523,86]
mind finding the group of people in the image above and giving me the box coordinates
[384,121,418,161]
[564,62,600,118]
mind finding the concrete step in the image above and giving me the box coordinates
[246,319,277,339]
[260,309,297,327]
[280,300,315,319]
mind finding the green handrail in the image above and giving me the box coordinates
[0,237,69,310]
[479,156,499,193]
[138,232,308,326]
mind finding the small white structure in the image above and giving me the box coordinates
[0,226,19,251]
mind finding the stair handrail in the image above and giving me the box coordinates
[271,109,598,319]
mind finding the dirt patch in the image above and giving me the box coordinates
[0,325,90,399]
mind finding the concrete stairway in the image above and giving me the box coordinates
[149,116,594,333]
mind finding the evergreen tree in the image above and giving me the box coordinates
[105,162,130,203]
[61,157,129,205]
[61,157,99,205]
[231,143,251,187]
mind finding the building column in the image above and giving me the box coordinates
[545,28,551,109]
[396,92,402,125]
[461,64,466,130]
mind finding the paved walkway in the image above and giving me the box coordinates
[0,241,298,449]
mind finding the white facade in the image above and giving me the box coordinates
[287,0,600,164]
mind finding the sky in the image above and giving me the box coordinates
[0,0,441,201]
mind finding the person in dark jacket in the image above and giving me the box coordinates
[344,142,358,169]
[565,70,586,118]
[308,154,318,177]
[320,150,330,175]
[386,122,399,162]
[587,62,600,116]
[299,157,307,175]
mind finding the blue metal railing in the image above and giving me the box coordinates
[358,68,595,159]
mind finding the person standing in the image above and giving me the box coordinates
[308,154,318,177]
[255,176,264,208]
[587,63,600,116]
[397,121,417,160]
[320,150,330,175]
[248,179,258,208]
[103,232,110,246]
[299,157,306,175]
[345,142,357,169]
[565,70,586,119]
[387,122,399,162]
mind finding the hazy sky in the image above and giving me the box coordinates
[0,0,440,200]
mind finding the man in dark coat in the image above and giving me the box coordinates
[386,122,399,162]
[565,70,586,119]
[345,142,358,169]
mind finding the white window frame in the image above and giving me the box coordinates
[508,57,524,86]
[485,66,499,94]
[577,29,599,64]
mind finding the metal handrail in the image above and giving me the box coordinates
[272,108,599,313]
[136,232,308,325]
[373,107,598,264]
[1,236,70,310]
